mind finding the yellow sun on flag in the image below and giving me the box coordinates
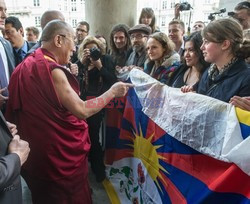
[128,126,169,191]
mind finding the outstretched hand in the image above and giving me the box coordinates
[110,82,135,98]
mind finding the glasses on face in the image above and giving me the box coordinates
[58,34,74,44]
[130,34,148,40]
[76,28,88,33]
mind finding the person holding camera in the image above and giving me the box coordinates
[174,2,192,20]
[77,36,117,182]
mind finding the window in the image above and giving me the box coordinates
[33,0,40,6]
[205,0,211,4]
[64,0,68,11]
[161,17,166,26]
[170,0,176,8]
[71,0,77,11]
[72,19,77,27]
[162,1,167,10]
[35,16,41,27]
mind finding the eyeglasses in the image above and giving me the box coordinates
[76,28,88,33]
[130,34,148,40]
[58,34,74,43]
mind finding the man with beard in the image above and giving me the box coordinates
[126,24,151,68]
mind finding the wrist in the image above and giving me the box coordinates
[107,88,115,99]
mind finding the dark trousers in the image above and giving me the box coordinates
[87,110,106,181]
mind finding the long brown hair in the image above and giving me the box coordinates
[139,7,156,33]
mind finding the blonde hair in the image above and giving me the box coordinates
[78,36,105,62]
[202,18,250,59]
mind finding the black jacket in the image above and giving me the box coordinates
[77,55,117,99]
[0,112,22,204]
[197,59,250,102]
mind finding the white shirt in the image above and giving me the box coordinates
[0,40,10,83]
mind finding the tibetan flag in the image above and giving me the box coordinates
[104,69,250,204]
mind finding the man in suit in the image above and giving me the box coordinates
[0,111,30,204]
[0,0,15,109]
[5,16,35,66]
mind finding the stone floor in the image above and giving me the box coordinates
[88,167,111,204]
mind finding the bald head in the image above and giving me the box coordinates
[41,20,75,65]
[41,20,74,43]
[40,10,65,29]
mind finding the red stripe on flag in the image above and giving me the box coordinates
[145,119,168,142]
[161,153,250,198]
[106,108,122,128]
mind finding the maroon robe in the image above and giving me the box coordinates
[6,48,92,204]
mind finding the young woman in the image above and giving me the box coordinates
[181,18,250,103]
[139,7,159,33]
[169,31,210,88]
[144,32,180,84]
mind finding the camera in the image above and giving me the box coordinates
[208,8,226,21]
[228,11,235,17]
[89,47,101,61]
[179,2,191,11]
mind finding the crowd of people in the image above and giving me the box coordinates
[0,0,249,203]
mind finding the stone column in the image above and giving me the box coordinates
[85,0,137,42]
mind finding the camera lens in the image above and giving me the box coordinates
[89,47,101,61]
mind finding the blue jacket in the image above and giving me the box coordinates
[197,59,250,102]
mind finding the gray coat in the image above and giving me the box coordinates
[0,112,22,204]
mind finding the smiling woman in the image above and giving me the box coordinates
[182,18,250,103]
[169,31,210,88]
[144,32,180,85]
